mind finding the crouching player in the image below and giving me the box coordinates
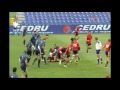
[58,47,67,65]
[47,48,55,62]
[19,50,30,78]
[63,43,72,67]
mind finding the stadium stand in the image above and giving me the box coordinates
[19,12,110,25]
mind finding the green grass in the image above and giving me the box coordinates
[9,34,111,78]
[9,12,16,18]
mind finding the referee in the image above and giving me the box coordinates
[12,18,19,36]
[95,37,102,64]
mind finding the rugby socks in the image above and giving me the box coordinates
[27,57,31,63]
[23,40,26,45]
[59,59,62,65]
[25,74,28,78]
[38,59,40,68]
[47,56,50,61]
[87,49,88,53]
[97,58,99,64]
[105,61,108,67]
[33,50,35,55]
[44,57,47,64]
[100,57,102,64]
[32,58,37,65]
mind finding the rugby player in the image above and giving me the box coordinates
[63,43,72,67]
[26,40,32,63]
[22,27,27,45]
[86,32,92,54]
[32,39,41,68]
[19,50,30,78]
[9,67,18,78]
[31,29,40,55]
[103,39,111,68]
[70,38,80,64]
[74,25,80,40]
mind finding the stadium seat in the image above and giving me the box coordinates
[23,12,110,25]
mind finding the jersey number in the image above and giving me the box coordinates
[106,44,109,48]
[73,44,77,47]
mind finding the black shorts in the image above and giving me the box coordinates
[41,49,45,55]
[66,54,70,58]
[35,50,40,55]
[27,49,32,56]
[57,53,61,59]
[73,50,78,55]
[22,33,26,36]
[21,64,26,72]
[87,44,91,46]
[74,32,78,36]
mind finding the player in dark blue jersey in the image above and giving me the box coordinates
[31,30,40,55]
[40,39,47,64]
[47,44,59,61]
[26,40,32,63]
[32,39,41,68]
[41,34,49,64]
[19,50,30,78]
[9,67,18,78]
[22,27,27,45]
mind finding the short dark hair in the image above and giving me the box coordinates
[54,44,56,47]
[13,67,17,72]
[71,38,74,41]
[108,39,111,42]
[46,34,49,36]
[95,37,98,40]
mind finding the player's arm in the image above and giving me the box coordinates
[86,36,89,42]
[38,45,41,56]
[99,42,102,53]
[25,59,29,67]
[102,43,106,51]
[59,51,63,58]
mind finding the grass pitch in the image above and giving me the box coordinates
[9,33,111,78]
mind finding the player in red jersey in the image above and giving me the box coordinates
[63,43,73,67]
[103,39,111,68]
[73,38,80,60]
[70,38,80,64]
[86,32,92,54]
[74,25,80,40]
[57,46,67,65]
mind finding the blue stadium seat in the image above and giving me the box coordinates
[23,12,111,25]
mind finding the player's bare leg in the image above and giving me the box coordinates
[43,55,47,64]
[70,55,75,63]
[22,71,26,78]
[38,54,41,68]
[97,54,100,64]
[23,36,26,46]
[64,57,70,67]
[87,45,92,54]
[105,52,110,68]
[75,54,78,64]
[32,45,35,55]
